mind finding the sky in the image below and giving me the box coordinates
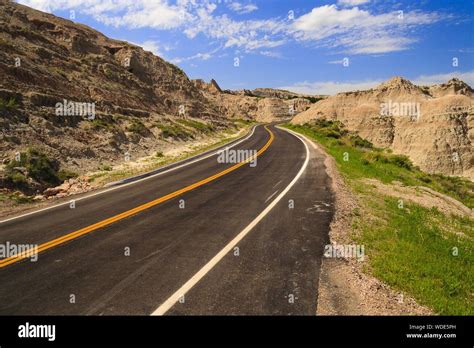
[16,0,474,95]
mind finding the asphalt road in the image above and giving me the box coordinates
[0,124,334,315]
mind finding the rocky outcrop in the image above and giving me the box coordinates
[192,79,313,122]
[292,77,474,179]
[249,88,325,100]
[0,0,227,177]
[428,78,474,98]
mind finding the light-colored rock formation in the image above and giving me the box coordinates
[192,79,314,122]
[292,77,474,180]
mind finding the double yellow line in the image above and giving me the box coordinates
[0,126,275,269]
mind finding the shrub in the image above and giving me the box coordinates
[58,169,78,181]
[8,172,28,185]
[418,174,432,184]
[305,96,324,103]
[350,134,373,148]
[389,155,414,170]
[98,164,113,171]
[90,119,114,130]
[23,149,61,184]
[155,123,192,140]
[0,97,18,111]
[127,120,148,135]
[6,148,77,188]
[176,119,214,133]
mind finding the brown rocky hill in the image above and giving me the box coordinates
[292,77,474,180]
[0,0,229,179]
[192,79,314,122]
[243,88,326,101]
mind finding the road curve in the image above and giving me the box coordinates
[0,124,334,315]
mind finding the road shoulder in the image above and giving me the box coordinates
[285,129,432,315]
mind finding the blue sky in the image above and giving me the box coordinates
[18,0,474,94]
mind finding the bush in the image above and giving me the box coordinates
[323,129,342,139]
[5,148,76,189]
[350,135,373,148]
[58,169,78,181]
[0,97,18,112]
[176,119,214,133]
[127,120,148,135]
[155,123,192,140]
[90,119,114,130]
[305,96,324,103]
[98,164,113,171]
[389,155,414,170]
[155,151,164,158]
[8,172,28,185]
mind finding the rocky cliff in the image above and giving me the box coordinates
[0,0,228,176]
[292,77,474,179]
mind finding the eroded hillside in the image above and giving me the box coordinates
[292,77,474,179]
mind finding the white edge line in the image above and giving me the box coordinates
[0,126,257,225]
[278,125,318,150]
[151,126,310,315]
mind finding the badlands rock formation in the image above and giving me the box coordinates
[192,79,314,122]
[0,0,226,174]
[292,77,474,179]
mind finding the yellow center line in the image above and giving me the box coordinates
[0,126,275,268]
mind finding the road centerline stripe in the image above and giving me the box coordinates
[151,126,310,316]
[0,126,257,225]
[0,127,274,269]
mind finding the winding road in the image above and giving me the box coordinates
[0,124,334,315]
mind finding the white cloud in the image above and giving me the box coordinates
[19,0,189,29]
[292,5,440,54]
[132,40,162,56]
[328,59,345,64]
[280,71,474,95]
[171,52,212,64]
[171,46,222,64]
[228,2,258,14]
[259,50,282,58]
[17,1,442,56]
[280,79,383,95]
[413,71,474,87]
[337,0,370,6]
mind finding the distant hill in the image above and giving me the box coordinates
[292,76,474,179]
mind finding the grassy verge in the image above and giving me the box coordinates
[284,121,473,315]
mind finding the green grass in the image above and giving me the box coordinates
[90,118,115,131]
[233,118,254,126]
[154,122,193,140]
[354,194,473,315]
[286,121,473,208]
[0,193,34,205]
[284,121,474,315]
